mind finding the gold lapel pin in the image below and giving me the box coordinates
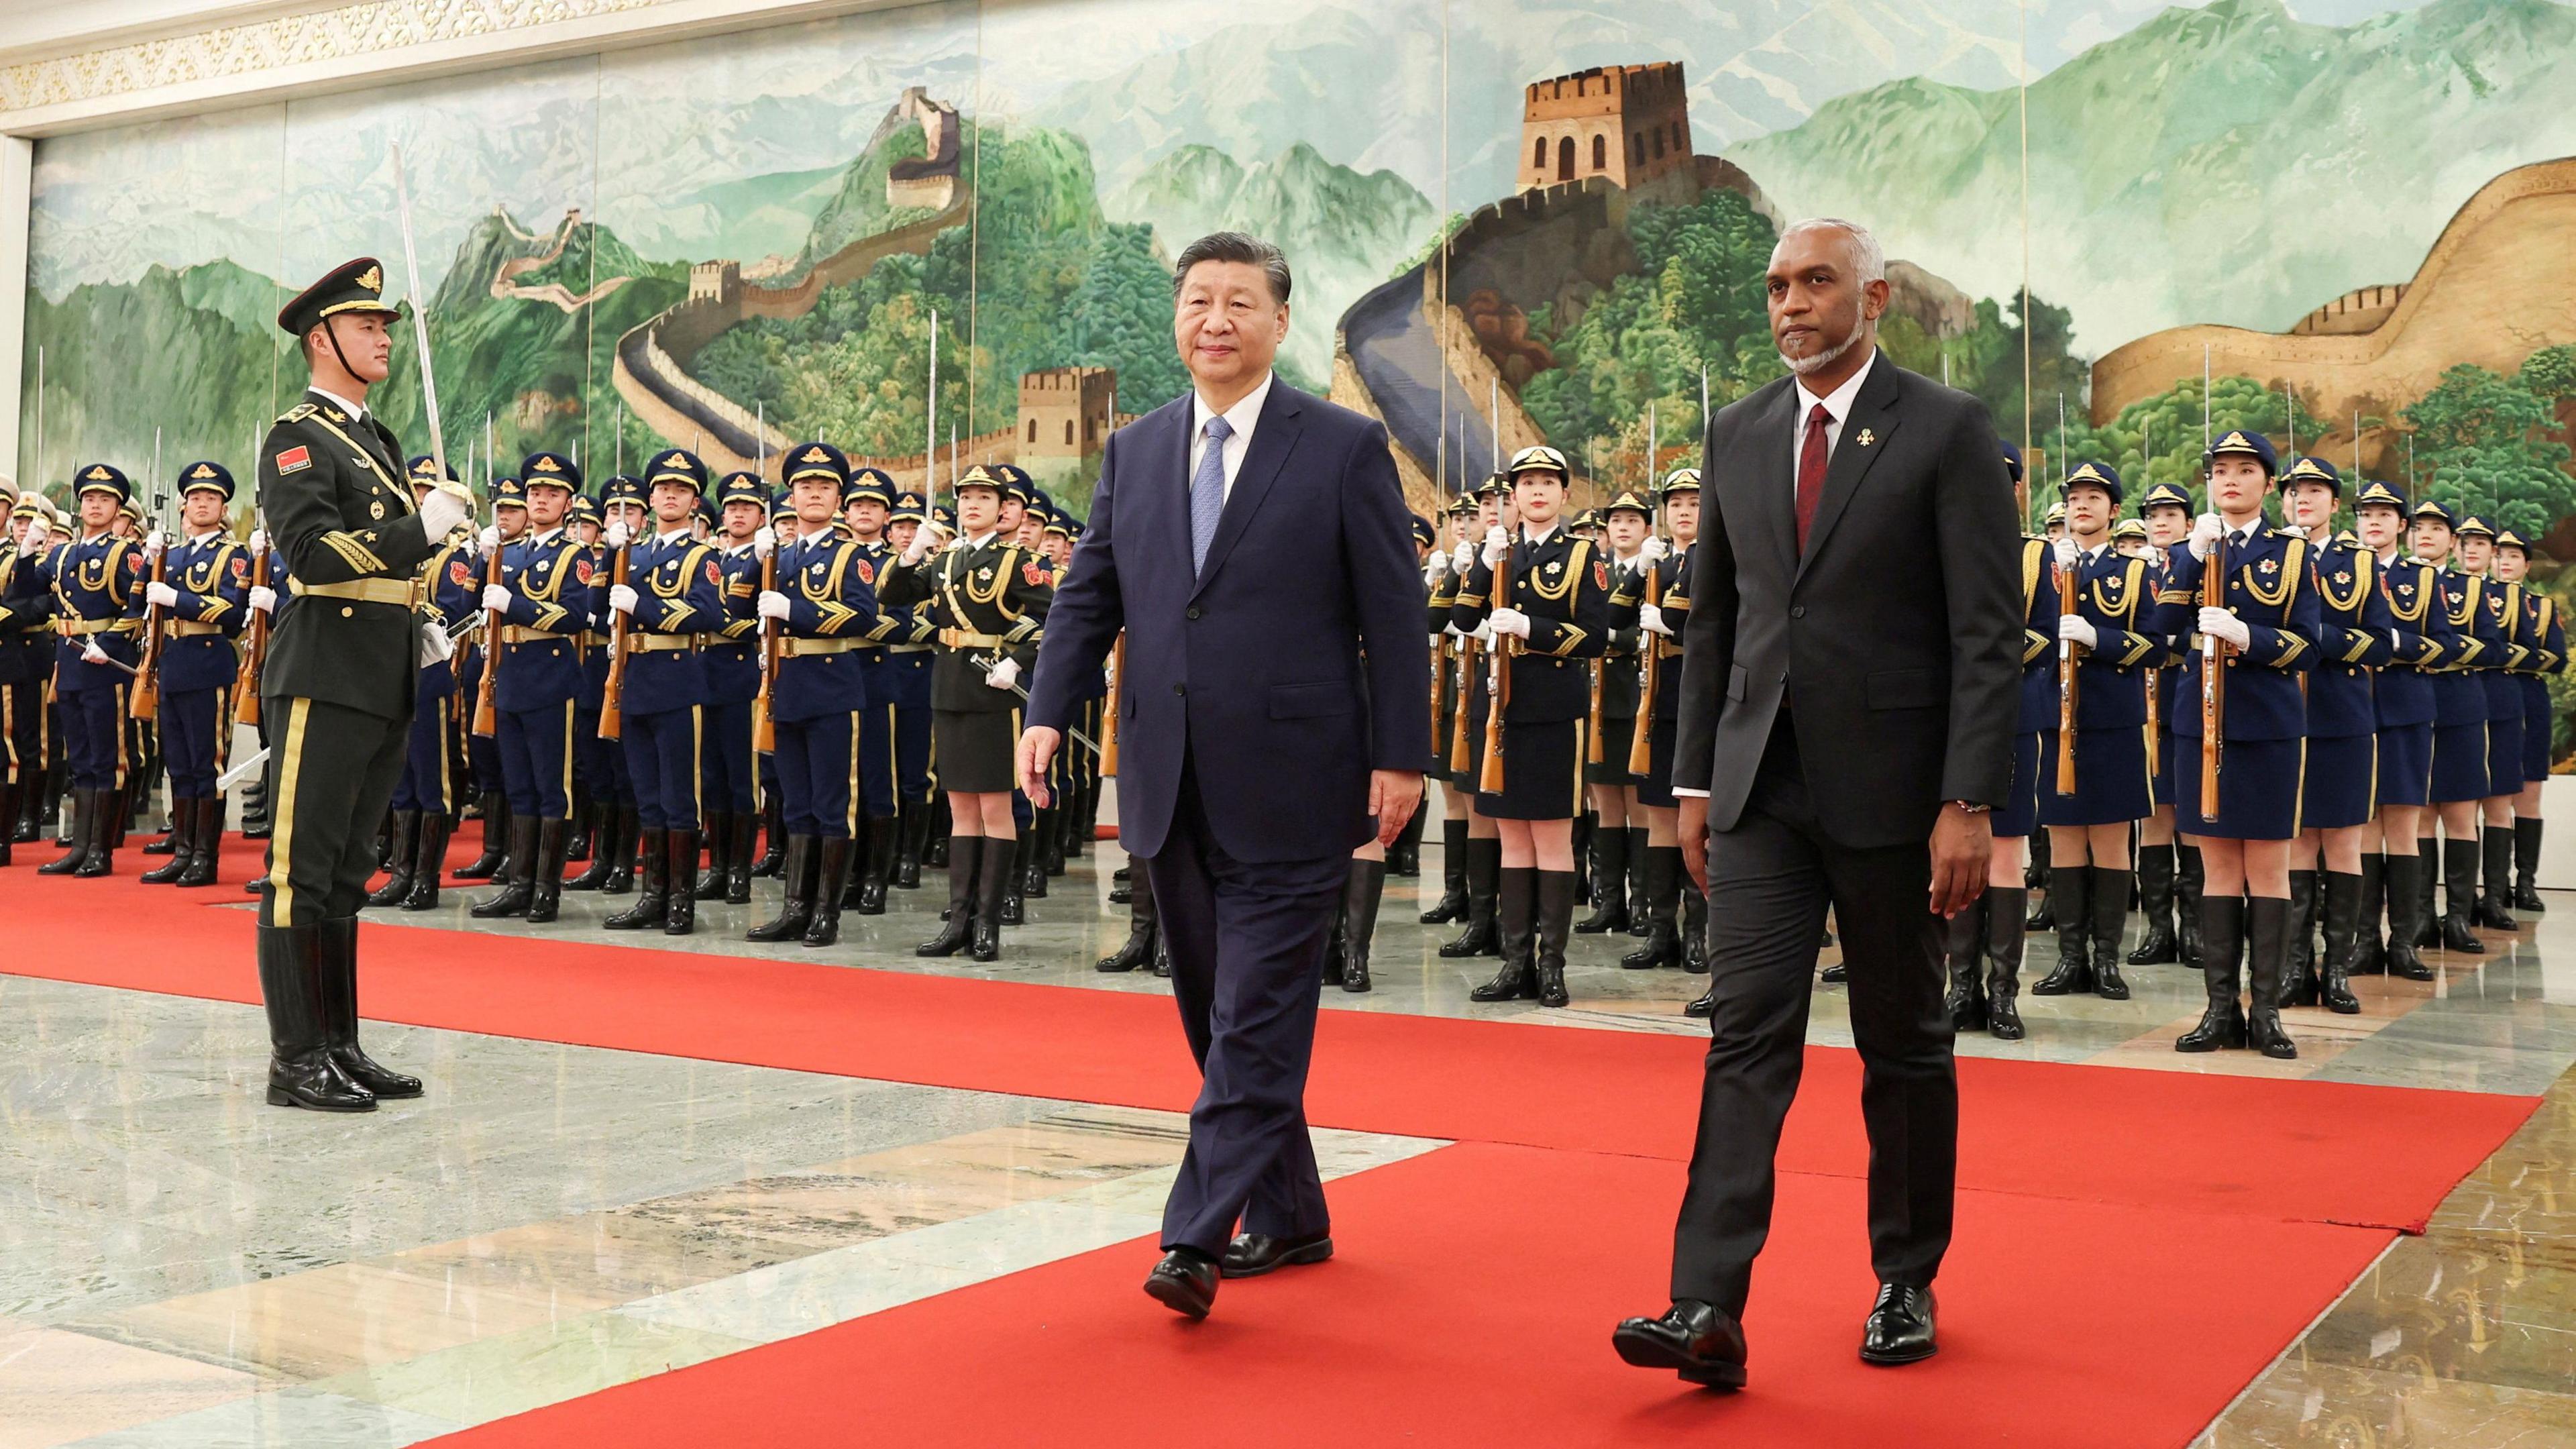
[1856,428,1876,447]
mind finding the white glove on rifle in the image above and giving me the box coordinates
[1638,535,1668,564]
[416,614,455,667]
[246,528,269,557]
[146,581,180,610]
[2058,614,2096,649]
[2188,512,2225,561]
[247,585,277,615]
[417,486,470,540]
[902,531,934,566]
[985,656,1021,690]
[1640,602,1671,637]
[482,584,515,613]
[141,529,167,559]
[753,526,777,561]
[478,525,502,553]
[1450,539,1473,574]
[20,519,48,553]
[2051,537,2079,569]
[757,590,792,621]
[2198,606,2251,651]
[607,584,639,615]
[603,521,631,550]
[1480,525,1511,568]
[80,639,109,665]
[1487,606,1532,640]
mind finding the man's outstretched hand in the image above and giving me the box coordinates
[1016,725,1062,808]
[1369,771,1424,849]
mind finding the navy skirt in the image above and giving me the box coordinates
[2524,680,2555,782]
[2487,714,2526,797]
[2300,733,2377,830]
[2376,722,2433,808]
[2431,721,2490,804]
[2152,716,2176,807]
[1477,718,1587,820]
[2037,724,2153,827]
[2180,735,2303,840]
[1585,712,1640,788]
[1995,729,2047,839]
[1635,712,1678,808]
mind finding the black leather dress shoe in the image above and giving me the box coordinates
[1144,1248,1218,1318]
[1221,1230,1334,1278]
[1611,1299,1746,1390]
[1858,1283,1937,1364]
[1819,963,1848,985]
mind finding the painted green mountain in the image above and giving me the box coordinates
[1729,0,2576,352]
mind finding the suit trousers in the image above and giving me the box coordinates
[1144,749,1346,1257]
[622,705,702,830]
[1670,717,1956,1314]
[258,695,412,927]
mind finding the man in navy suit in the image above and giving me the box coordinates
[1021,231,1431,1320]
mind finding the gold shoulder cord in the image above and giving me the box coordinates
[1525,539,1587,604]
[2241,538,2301,610]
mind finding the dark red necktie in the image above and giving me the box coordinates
[1794,402,1831,550]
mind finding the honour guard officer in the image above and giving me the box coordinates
[839,466,906,914]
[2496,530,2563,910]
[2150,429,2319,1059]
[2410,499,2495,954]
[2131,480,2196,965]
[695,470,767,905]
[2279,458,2387,1012]
[2033,461,2157,1002]
[2353,480,2447,981]
[453,474,524,881]
[749,487,800,879]
[252,257,473,1110]
[883,490,939,889]
[1419,496,1474,926]
[602,447,724,935]
[1437,469,1514,963]
[2112,518,2150,557]
[35,464,147,877]
[138,461,251,888]
[471,451,588,924]
[747,443,881,947]
[2043,500,2066,542]
[1947,441,2055,1040]
[1580,488,1658,936]
[366,455,478,910]
[1450,445,1610,1010]
[1629,469,1711,1008]
[2455,515,2527,930]
[883,463,1051,962]
[570,480,642,892]
[1,496,56,861]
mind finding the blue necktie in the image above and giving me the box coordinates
[1191,415,1232,576]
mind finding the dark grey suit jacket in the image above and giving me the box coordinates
[1672,354,2019,850]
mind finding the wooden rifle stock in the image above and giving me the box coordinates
[2199,535,2228,819]
[2055,560,2079,795]
[1448,633,1478,774]
[751,549,779,753]
[598,542,631,741]
[1429,622,1447,765]
[1627,560,1660,776]
[472,528,506,737]
[129,540,168,721]
[1479,543,1511,794]
[231,539,269,726]
[1100,632,1124,775]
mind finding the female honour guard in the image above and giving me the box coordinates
[2494,530,2563,909]
[2351,480,2449,983]
[2410,500,2497,955]
[2278,458,2388,1013]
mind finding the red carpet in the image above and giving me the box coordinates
[423,1140,2393,1449]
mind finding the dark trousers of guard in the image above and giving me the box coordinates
[255,695,425,1112]
[1669,717,1955,1314]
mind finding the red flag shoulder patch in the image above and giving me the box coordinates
[1022,560,1046,586]
[856,559,877,587]
[449,559,474,587]
[230,555,250,581]
[1593,561,1607,590]
[275,445,311,474]
[574,557,596,586]
[706,560,722,588]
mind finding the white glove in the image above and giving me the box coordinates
[757,590,792,621]
[1638,535,1668,563]
[19,519,45,553]
[81,640,109,665]
[943,533,973,552]
[417,486,469,540]
[416,614,454,667]
[901,531,932,566]
[2188,513,2224,561]
[1481,525,1510,567]
[1640,602,1671,637]
[607,584,639,615]
[1443,622,1464,639]
[1487,606,1532,639]
[248,585,277,614]
[2051,537,2078,568]
[139,529,166,559]
[2058,614,2097,649]
[482,584,514,612]
[478,525,502,553]
[985,656,1021,690]
[2198,606,2251,651]
[603,521,631,550]
[1471,621,1493,646]
[1450,539,1472,573]
[753,527,777,561]
[146,581,180,609]
[1422,557,1444,587]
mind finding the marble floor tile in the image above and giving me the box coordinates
[304,1310,757,1429]
[0,1325,262,1449]
[55,1387,459,1449]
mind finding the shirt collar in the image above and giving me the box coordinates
[655,526,692,544]
[531,527,563,546]
[1191,371,1275,441]
[1521,518,1561,546]
[309,385,366,422]
[1792,346,1876,425]
[963,529,999,549]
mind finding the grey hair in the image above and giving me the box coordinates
[1774,217,1886,286]
[1171,231,1293,306]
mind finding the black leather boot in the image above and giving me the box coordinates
[727,810,757,904]
[693,812,732,902]
[454,792,508,879]
[2024,883,2053,933]
[74,788,119,876]
[604,828,669,929]
[2176,896,2248,1052]
[2442,836,2485,953]
[1943,894,1987,1032]
[359,810,418,902]
[37,788,89,875]
[1683,981,1715,1018]
[2281,870,2319,1006]
[1576,824,1629,934]
[1984,887,2026,1040]
[260,924,374,1111]
[525,818,570,922]
[2514,818,2546,912]
[0,784,13,865]
[895,801,930,890]
[916,836,977,956]
[564,786,593,862]
[749,836,818,943]
[2475,824,2518,929]
[752,798,786,877]
[2176,844,2204,965]
[970,837,1012,961]
[806,835,854,947]
[2319,869,2364,1014]
[856,815,898,915]
[1532,868,1576,1008]
[11,779,40,843]
[317,916,422,1098]
[564,803,616,891]
[1341,859,1385,994]
[2381,853,2436,981]
[400,815,450,910]
[2245,895,2298,1059]
[146,806,182,857]
[1621,846,1682,969]
[174,797,225,888]
[1438,837,1500,957]
[1680,879,1710,973]
[2414,835,2443,948]
[2349,853,2385,975]
[1421,818,1470,923]
[2125,845,2178,964]
[2088,865,2131,1000]
[664,828,700,936]
[1097,862,1158,971]
[1388,804,1422,877]
[602,806,639,895]
[924,809,950,870]
[1019,816,1050,898]
[1627,825,1653,932]
[2033,865,2091,994]
[1470,867,1536,1002]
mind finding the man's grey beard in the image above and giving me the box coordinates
[1778,323,1862,377]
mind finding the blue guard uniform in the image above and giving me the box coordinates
[451,476,519,883]
[36,464,147,876]
[569,483,636,891]
[1,496,58,854]
[695,470,768,905]
[2502,527,2565,908]
[2461,515,2530,930]
[601,447,724,936]
[471,451,589,924]
[843,466,906,912]
[363,455,480,911]
[140,462,253,888]
[884,490,939,885]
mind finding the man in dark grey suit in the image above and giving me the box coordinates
[1611,218,2020,1388]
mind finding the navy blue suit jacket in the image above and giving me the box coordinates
[1026,380,1433,863]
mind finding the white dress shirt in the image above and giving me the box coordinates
[310,384,367,422]
[1786,347,1877,493]
[1188,371,1275,506]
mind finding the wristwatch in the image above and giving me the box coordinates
[1943,800,1992,814]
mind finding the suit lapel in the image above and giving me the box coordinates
[1189,383,1303,600]
[1794,358,1902,584]
[1748,384,1800,582]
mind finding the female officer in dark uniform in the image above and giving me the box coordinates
[2412,499,2497,955]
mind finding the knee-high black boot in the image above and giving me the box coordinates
[2033,865,2092,994]
[259,924,373,1112]
[602,805,639,896]
[1439,837,1500,957]
[1984,887,2026,1040]
[856,815,898,915]
[1341,859,1386,994]
[37,789,90,875]
[454,792,508,879]
[142,795,207,884]
[2281,869,2319,1006]
[470,817,539,917]
[604,828,669,930]
[564,784,594,861]
[174,797,225,888]
[2415,835,2444,948]
[2381,853,2436,981]
[971,837,1012,961]
[1944,894,1988,1031]
[564,802,616,891]
[317,917,422,1098]
[727,810,758,904]
[1532,868,1576,1008]
[1019,816,1050,899]
[693,811,733,902]
[1097,860,1159,972]
[1626,825,1652,933]
[525,818,569,923]
[2245,895,2298,1060]
[2089,865,2132,1000]
[895,802,930,890]
[1576,824,1629,934]
[2176,844,2205,965]
[805,835,853,947]
[2476,824,2518,929]
[2442,835,2485,953]
[2176,896,2248,1052]
[752,797,786,877]
[2514,818,2546,912]
[664,827,700,936]
[749,836,818,943]
[2319,869,2363,1014]
[401,815,451,910]
[916,837,976,956]
[2349,852,2385,975]
[1470,867,1537,1002]
[1621,846,1682,969]
[1421,818,1470,924]
[1680,878,1709,973]
[2126,845,2178,964]
[74,788,119,876]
